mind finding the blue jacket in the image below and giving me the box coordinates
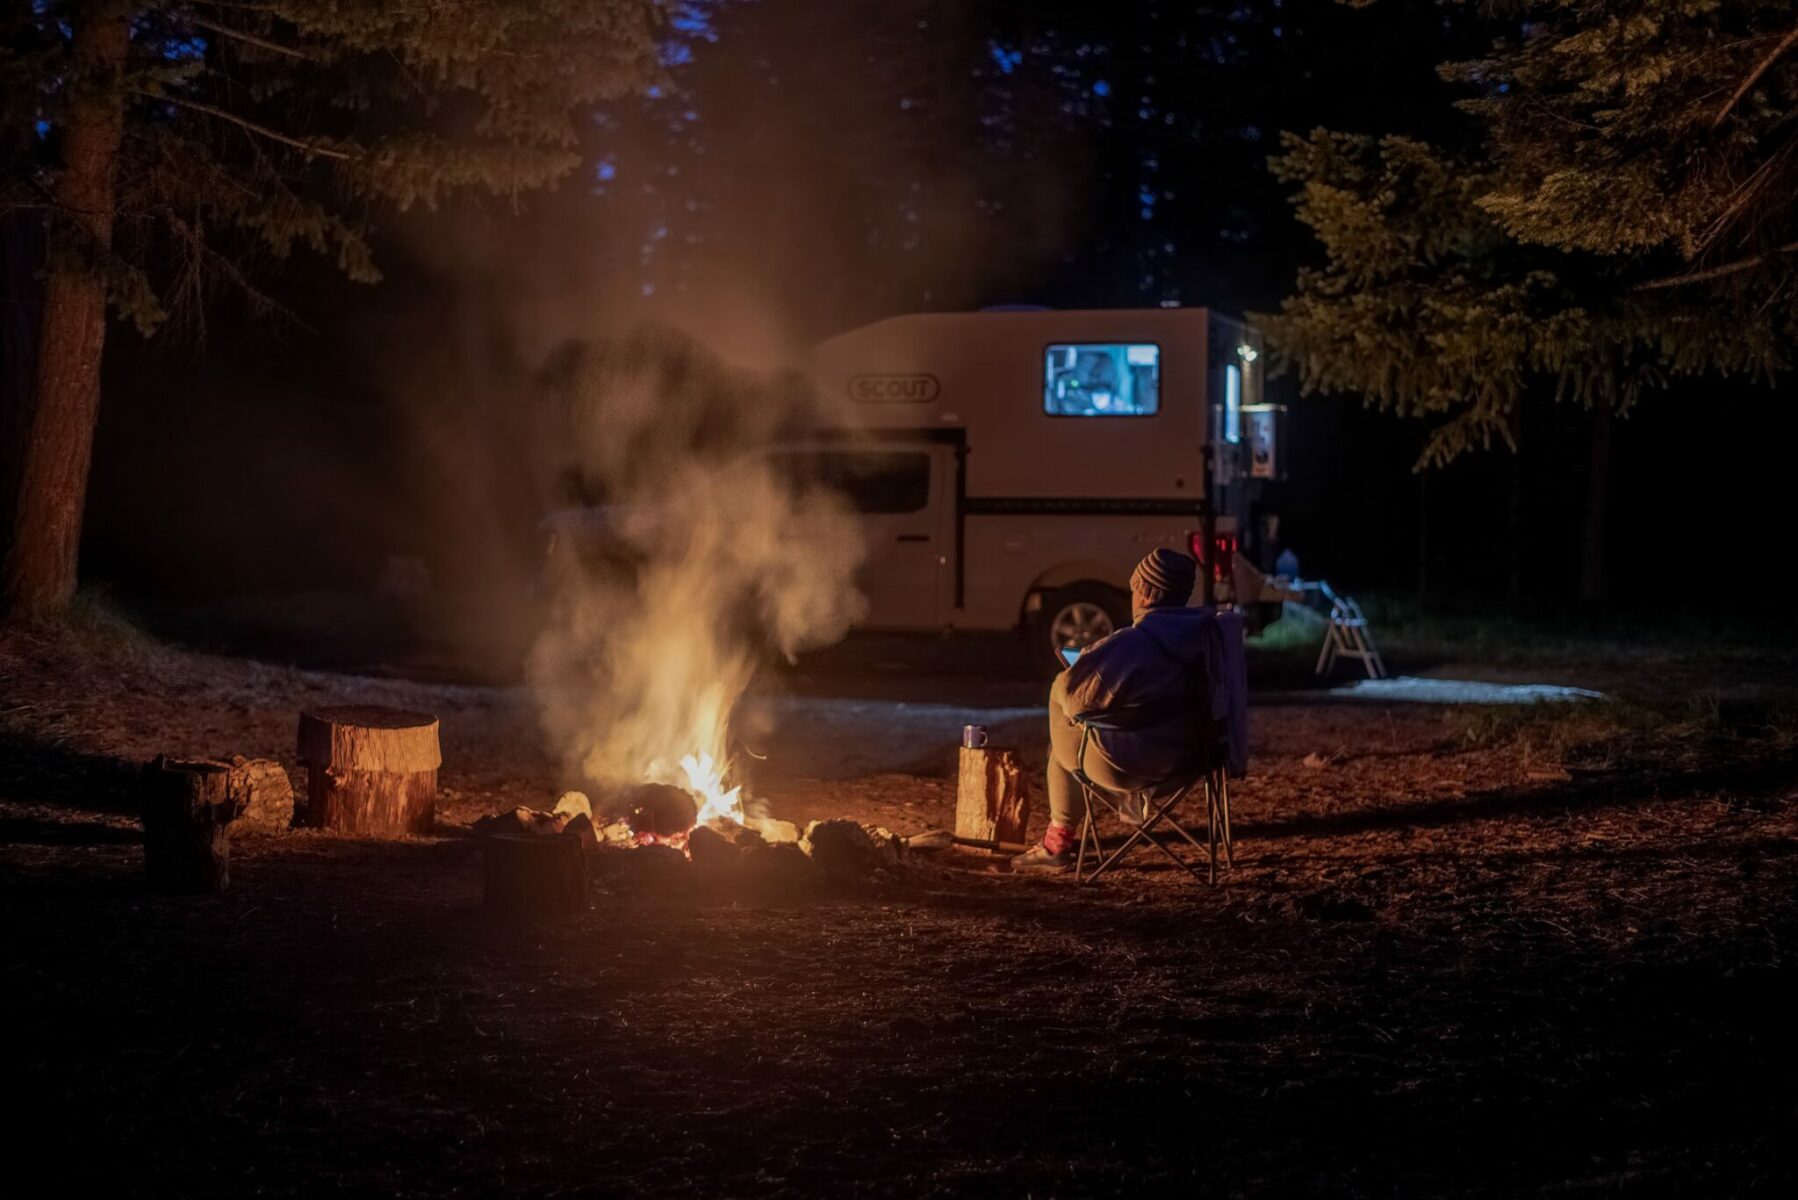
[1063,606,1248,780]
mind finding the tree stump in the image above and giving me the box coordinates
[483,834,588,918]
[296,705,440,837]
[955,745,1030,846]
[141,757,245,894]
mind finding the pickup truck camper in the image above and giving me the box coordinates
[800,306,1295,657]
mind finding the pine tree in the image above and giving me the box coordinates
[1262,1,1798,602]
[1,1,660,617]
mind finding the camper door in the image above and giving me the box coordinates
[769,444,953,630]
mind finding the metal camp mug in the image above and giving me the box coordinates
[962,724,989,749]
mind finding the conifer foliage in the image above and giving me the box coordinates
[2,1,660,615]
[1264,1,1798,467]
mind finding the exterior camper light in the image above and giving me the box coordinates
[1223,363,1243,443]
[1236,343,1258,363]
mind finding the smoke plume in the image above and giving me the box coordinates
[526,326,865,806]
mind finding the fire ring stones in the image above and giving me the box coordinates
[799,819,885,878]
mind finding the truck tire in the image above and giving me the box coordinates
[1034,582,1130,672]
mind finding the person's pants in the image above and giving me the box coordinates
[1046,672,1158,828]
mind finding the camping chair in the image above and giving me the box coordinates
[1068,708,1233,885]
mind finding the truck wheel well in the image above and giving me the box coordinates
[1018,562,1128,629]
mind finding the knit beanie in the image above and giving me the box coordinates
[1130,547,1197,612]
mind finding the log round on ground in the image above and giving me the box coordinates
[296,705,440,837]
[141,757,246,894]
[955,745,1030,845]
[482,834,587,918]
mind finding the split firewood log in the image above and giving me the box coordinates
[226,756,295,832]
[296,705,440,837]
[141,757,247,894]
[954,745,1030,846]
[483,834,587,918]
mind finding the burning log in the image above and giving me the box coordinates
[483,833,587,918]
[626,782,699,839]
[954,745,1030,847]
[140,757,246,894]
[296,706,440,837]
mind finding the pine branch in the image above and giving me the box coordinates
[1711,23,1798,129]
[161,208,300,334]
[132,90,354,161]
[182,14,318,63]
[1635,241,1798,290]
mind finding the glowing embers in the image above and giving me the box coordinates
[603,762,798,855]
[612,751,750,851]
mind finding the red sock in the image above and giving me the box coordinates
[1042,823,1075,855]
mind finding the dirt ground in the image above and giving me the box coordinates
[3,620,1796,1197]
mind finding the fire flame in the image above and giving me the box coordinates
[677,750,745,827]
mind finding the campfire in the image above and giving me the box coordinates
[472,746,909,917]
[675,750,742,826]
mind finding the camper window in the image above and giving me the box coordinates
[770,450,931,514]
[1043,342,1160,416]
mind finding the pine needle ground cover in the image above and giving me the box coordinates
[2,623,1794,1194]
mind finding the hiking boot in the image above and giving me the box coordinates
[1012,843,1075,873]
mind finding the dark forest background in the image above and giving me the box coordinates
[17,0,1796,634]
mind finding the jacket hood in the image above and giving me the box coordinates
[1133,607,1217,667]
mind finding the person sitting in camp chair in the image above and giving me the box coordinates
[1015,547,1238,873]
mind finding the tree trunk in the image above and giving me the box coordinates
[1579,400,1613,607]
[1416,456,1430,610]
[1506,408,1524,607]
[1,6,130,618]
[955,745,1030,846]
[296,706,441,837]
[1,135,45,557]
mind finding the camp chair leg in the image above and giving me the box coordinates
[1135,821,1208,881]
[1074,789,1102,881]
[1218,775,1234,868]
[1082,786,1205,885]
[1206,781,1219,883]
